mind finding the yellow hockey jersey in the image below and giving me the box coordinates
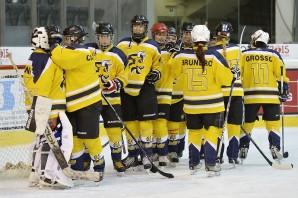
[209,41,243,97]
[241,48,289,104]
[51,45,101,112]
[23,48,66,118]
[93,45,128,105]
[155,48,173,105]
[117,37,162,96]
[170,48,234,114]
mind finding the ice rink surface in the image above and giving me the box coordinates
[1,128,297,198]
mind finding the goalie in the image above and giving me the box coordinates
[23,25,74,187]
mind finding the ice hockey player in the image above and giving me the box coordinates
[117,15,162,170]
[240,29,290,162]
[50,25,105,177]
[165,26,178,51]
[93,22,128,174]
[169,24,237,176]
[209,22,244,165]
[24,25,73,187]
[167,22,194,165]
[150,22,173,167]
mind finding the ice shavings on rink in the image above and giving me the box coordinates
[0,128,297,198]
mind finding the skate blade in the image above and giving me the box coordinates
[190,169,199,175]
[206,171,220,177]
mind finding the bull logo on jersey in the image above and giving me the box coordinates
[95,60,111,83]
[127,51,145,74]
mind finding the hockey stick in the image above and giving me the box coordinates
[216,25,246,160]
[280,66,289,158]
[101,93,174,178]
[240,126,293,170]
[7,53,103,182]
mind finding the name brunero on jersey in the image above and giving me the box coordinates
[245,55,273,62]
[182,59,213,66]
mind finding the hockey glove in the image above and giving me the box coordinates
[146,70,161,84]
[102,79,122,94]
[231,66,241,82]
[278,81,290,102]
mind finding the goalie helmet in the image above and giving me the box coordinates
[31,27,50,50]
[251,29,269,46]
[63,25,88,44]
[131,15,149,41]
[191,25,210,43]
[215,21,233,37]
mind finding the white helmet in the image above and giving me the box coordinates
[191,25,210,43]
[31,27,50,50]
[251,30,269,45]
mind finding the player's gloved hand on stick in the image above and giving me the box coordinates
[102,79,122,94]
[278,81,290,102]
[231,65,240,82]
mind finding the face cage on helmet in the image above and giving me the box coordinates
[131,22,148,40]
[96,33,114,50]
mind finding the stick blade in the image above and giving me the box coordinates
[272,162,293,170]
[150,165,174,178]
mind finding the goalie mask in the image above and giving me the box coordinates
[96,22,114,50]
[63,25,88,45]
[251,29,269,47]
[31,27,50,50]
[131,15,149,41]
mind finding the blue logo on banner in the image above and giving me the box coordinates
[0,81,15,110]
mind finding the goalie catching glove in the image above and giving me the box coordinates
[102,78,122,94]
[231,65,240,82]
[278,81,290,102]
[146,70,161,84]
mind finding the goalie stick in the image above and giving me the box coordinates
[240,126,293,170]
[101,93,174,179]
[7,53,103,182]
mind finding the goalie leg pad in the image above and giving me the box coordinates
[26,96,52,135]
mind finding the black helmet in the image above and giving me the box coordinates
[215,21,233,37]
[131,15,149,41]
[96,23,114,35]
[46,25,62,45]
[181,22,194,32]
[168,26,177,35]
[63,25,88,44]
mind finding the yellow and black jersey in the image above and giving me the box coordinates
[241,48,289,104]
[155,48,173,105]
[170,48,234,114]
[51,44,101,112]
[209,41,243,97]
[23,48,65,118]
[117,36,162,96]
[93,45,128,105]
[170,50,184,104]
